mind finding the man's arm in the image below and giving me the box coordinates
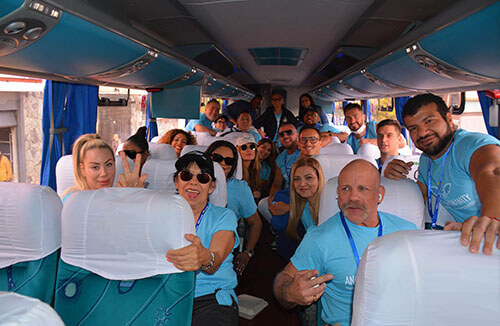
[446,144,500,255]
[194,124,216,136]
[358,138,378,146]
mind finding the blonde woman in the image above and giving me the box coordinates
[236,134,261,199]
[286,157,325,240]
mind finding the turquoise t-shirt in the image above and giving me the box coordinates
[417,129,500,223]
[249,129,262,142]
[318,124,341,133]
[195,203,239,305]
[226,178,258,219]
[259,162,271,181]
[275,149,300,188]
[273,113,282,143]
[185,113,213,131]
[301,202,316,231]
[346,120,377,154]
[291,211,416,326]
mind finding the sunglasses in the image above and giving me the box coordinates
[279,130,294,137]
[299,136,320,144]
[271,97,282,101]
[240,144,256,151]
[123,150,144,160]
[211,153,235,166]
[179,170,211,184]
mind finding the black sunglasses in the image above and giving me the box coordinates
[211,153,235,166]
[123,150,144,160]
[179,170,211,184]
[240,144,256,151]
[279,130,294,137]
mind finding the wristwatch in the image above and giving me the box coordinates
[244,248,255,258]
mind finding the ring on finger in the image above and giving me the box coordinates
[313,295,318,302]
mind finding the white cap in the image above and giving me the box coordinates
[235,133,256,146]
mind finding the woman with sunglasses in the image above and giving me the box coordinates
[257,138,278,198]
[122,126,150,175]
[166,151,239,326]
[235,134,261,200]
[61,134,146,202]
[298,126,322,158]
[205,141,262,276]
[158,128,196,158]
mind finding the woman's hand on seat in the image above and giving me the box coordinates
[166,234,210,271]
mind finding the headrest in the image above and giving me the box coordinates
[149,143,177,160]
[219,131,249,146]
[357,143,381,160]
[181,145,208,157]
[150,135,161,143]
[192,131,217,146]
[141,159,227,207]
[314,154,376,181]
[56,155,76,196]
[330,136,341,144]
[352,230,500,326]
[61,188,195,280]
[381,155,421,182]
[319,143,353,155]
[0,183,61,268]
[0,292,64,325]
[318,177,424,228]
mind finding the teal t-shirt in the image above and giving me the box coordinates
[185,113,213,131]
[226,178,258,219]
[259,162,271,181]
[249,129,262,142]
[291,211,416,326]
[346,120,377,154]
[275,149,300,188]
[417,129,500,223]
[195,203,239,305]
[301,202,316,231]
[318,123,341,133]
[273,113,282,143]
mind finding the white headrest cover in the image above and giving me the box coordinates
[55,155,76,196]
[315,154,376,181]
[61,188,195,279]
[318,177,424,228]
[330,136,341,144]
[0,292,64,325]
[352,230,500,326]
[149,143,178,160]
[180,145,208,157]
[219,132,249,146]
[0,183,62,268]
[357,143,380,160]
[192,131,217,146]
[150,135,160,143]
[141,159,227,207]
[381,155,421,182]
[320,143,353,155]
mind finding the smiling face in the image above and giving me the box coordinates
[236,112,252,132]
[271,94,283,110]
[278,124,298,150]
[298,129,321,157]
[344,107,365,132]
[174,162,215,210]
[170,132,188,157]
[303,110,320,125]
[377,125,400,156]
[205,101,220,121]
[211,146,234,178]
[300,96,311,108]
[80,148,115,190]
[238,142,256,161]
[257,141,271,161]
[293,165,319,200]
[337,160,384,227]
[404,103,454,158]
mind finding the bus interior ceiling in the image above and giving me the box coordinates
[0,0,499,110]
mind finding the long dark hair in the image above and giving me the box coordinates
[257,138,278,196]
[205,140,239,179]
[126,126,149,154]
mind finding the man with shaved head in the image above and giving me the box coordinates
[274,159,416,326]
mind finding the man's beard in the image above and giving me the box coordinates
[419,127,453,156]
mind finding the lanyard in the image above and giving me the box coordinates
[427,140,454,230]
[284,150,299,182]
[195,202,209,232]
[340,211,383,267]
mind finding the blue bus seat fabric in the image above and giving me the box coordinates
[57,188,196,325]
[319,176,424,229]
[352,230,500,326]
[0,292,64,325]
[0,183,62,303]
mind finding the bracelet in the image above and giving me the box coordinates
[487,216,500,222]
[200,250,215,271]
[244,248,255,258]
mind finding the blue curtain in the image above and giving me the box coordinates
[331,102,335,124]
[342,101,349,125]
[477,91,498,137]
[146,93,158,141]
[40,81,98,191]
[362,100,371,122]
[395,96,411,140]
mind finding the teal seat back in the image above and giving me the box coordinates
[54,259,194,326]
[0,251,59,304]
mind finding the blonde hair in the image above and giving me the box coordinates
[62,134,114,197]
[286,157,325,240]
[240,144,261,193]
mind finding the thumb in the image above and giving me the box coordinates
[185,233,200,244]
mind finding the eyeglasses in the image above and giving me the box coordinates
[123,150,144,160]
[271,97,282,102]
[211,153,235,166]
[299,136,320,144]
[179,170,211,184]
[279,130,294,137]
[240,144,256,151]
